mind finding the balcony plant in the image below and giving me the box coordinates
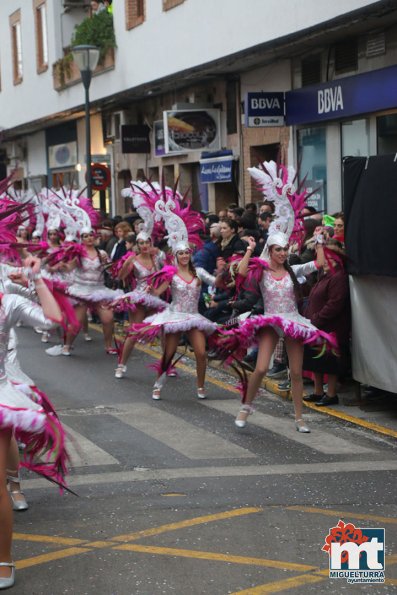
[53,11,116,89]
[71,10,116,63]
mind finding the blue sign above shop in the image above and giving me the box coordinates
[200,150,234,183]
[245,92,285,127]
[286,64,397,125]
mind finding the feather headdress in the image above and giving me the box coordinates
[248,160,309,259]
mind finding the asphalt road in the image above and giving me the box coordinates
[12,327,397,595]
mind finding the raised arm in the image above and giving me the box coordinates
[238,236,256,277]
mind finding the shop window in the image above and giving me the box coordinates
[34,0,48,73]
[335,39,358,74]
[10,10,23,85]
[297,128,327,213]
[125,0,145,30]
[377,114,397,155]
[301,55,322,87]
[341,119,370,157]
[163,0,185,11]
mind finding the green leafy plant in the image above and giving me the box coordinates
[54,52,73,86]
[71,11,116,63]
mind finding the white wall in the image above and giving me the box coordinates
[0,0,378,130]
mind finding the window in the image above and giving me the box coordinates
[34,0,48,73]
[297,127,327,213]
[334,39,358,74]
[377,114,397,155]
[341,119,370,158]
[125,0,145,29]
[163,0,185,11]
[10,10,23,85]
[301,55,322,87]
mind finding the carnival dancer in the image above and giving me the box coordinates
[0,255,68,590]
[110,182,168,377]
[58,227,123,355]
[128,187,217,400]
[211,161,338,432]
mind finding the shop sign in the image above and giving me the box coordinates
[199,151,234,183]
[121,125,151,154]
[90,163,111,191]
[163,109,221,153]
[245,92,285,127]
[286,64,397,125]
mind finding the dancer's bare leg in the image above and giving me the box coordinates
[285,337,305,421]
[235,328,278,425]
[187,329,207,389]
[64,304,87,352]
[98,306,114,349]
[119,306,147,366]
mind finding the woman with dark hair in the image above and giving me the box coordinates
[332,213,345,244]
[303,239,350,406]
[218,218,246,259]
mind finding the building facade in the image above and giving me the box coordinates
[0,0,396,215]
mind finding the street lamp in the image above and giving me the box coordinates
[72,45,100,200]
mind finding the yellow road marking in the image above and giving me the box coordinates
[112,507,262,542]
[113,544,317,572]
[286,506,397,525]
[229,573,325,594]
[13,533,86,546]
[16,547,91,569]
[303,401,397,439]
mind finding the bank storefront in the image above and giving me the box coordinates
[286,64,397,214]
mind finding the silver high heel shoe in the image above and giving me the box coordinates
[0,563,15,589]
[235,404,254,428]
[197,388,206,399]
[295,419,311,433]
[7,474,28,511]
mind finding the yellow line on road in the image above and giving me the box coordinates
[16,547,92,569]
[113,544,318,572]
[13,533,86,546]
[303,401,397,439]
[286,506,397,525]
[229,573,325,594]
[112,507,262,543]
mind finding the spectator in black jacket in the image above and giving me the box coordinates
[218,218,246,260]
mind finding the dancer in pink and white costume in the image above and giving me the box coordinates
[211,161,338,433]
[128,189,217,400]
[111,182,168,378]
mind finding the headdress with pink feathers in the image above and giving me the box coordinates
[248,160,310,258]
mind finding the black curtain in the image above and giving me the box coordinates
[344,155,397,277]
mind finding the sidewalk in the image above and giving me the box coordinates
[107,323,397,441]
